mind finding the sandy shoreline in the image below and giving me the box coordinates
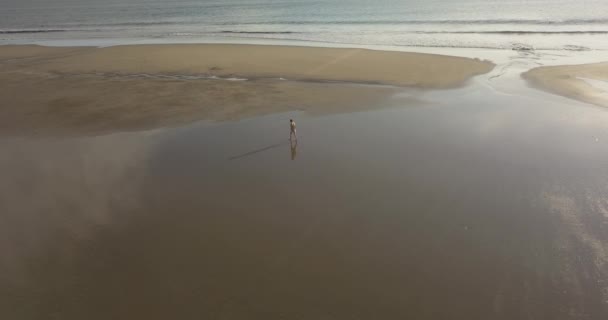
[0,44,493,135]
[523,62,608,108]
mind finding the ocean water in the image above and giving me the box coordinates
[1,0,608,51]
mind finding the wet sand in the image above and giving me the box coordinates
[0,44,491,135]
[523,62,608,108]
[1,77,608,319]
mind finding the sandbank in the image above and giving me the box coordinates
[523,62,608,108]
[0,44,494,135]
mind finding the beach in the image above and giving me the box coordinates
[2,1,608,319]
[3,77,608,319]
[0,44,492,134]
[1,42,608,320]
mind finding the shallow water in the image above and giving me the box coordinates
[2,0,608,50]
[1,80,608,319]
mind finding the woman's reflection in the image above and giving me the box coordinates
[290,139,298,160]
